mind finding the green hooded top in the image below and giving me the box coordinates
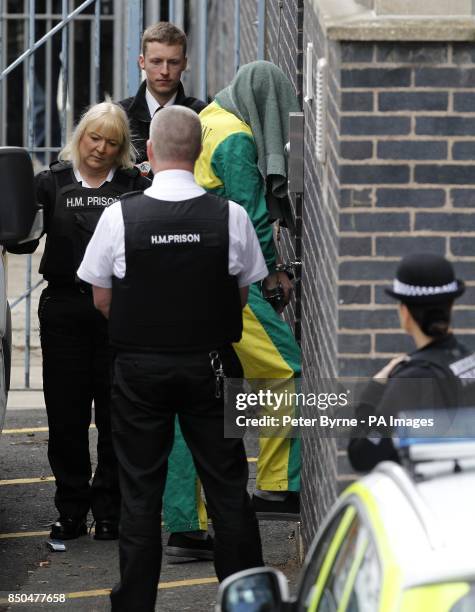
[195,61,300,272]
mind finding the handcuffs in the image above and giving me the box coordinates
[262,263,296,312]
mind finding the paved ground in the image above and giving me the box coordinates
[1,250,303,611]
[0,407,302,611]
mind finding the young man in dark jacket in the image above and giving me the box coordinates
[119,22,205,172]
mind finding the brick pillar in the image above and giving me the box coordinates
[301,0,475,545]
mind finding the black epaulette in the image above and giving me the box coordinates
[50,160,71,173]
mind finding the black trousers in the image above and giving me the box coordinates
[39,286,120,520]
[109,347,263,612]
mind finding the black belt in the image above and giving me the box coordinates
[47,280,92,295]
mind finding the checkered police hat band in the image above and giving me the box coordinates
[393,279,459,297]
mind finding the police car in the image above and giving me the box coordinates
[217,438,475,611]
[0,148,42,432]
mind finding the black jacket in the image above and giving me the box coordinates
[347,334,475,472]
[119,81,207,164]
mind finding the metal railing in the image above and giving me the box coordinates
[2,0,243,389]
[1,0,121,388]
[0,0,113,162]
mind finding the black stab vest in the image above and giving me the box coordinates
[39,161,138,284]
[109,192,243,352]
[398,337,475,409]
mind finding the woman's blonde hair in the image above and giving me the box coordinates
[59,100,136,169]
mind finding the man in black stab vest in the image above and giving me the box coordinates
[78,106,266,612]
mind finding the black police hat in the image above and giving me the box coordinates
[385,253,465,304]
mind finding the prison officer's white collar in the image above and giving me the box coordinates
[73,167,115,188]
[145,88,178,118]
[144,169,206,202]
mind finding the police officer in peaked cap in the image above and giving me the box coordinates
[348,252,475,472]
[78,105,265,611]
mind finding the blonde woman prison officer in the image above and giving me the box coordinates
[10,102,151,541]
[78,106,265,612]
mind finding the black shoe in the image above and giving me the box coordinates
[93,519,119,541]
[50,517,87,540]
[165,532,214,560]
[252,492,300,521]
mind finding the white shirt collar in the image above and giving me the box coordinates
[144,169,206,202]
[145,87,178,118]
[73,167,115,188]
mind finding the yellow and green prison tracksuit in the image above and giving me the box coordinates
[162,102,301,532]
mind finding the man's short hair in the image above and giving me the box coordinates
[141,22,187,56]
[150,106,201,164]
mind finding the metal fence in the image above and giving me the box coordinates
[1,0,277,388]
[0,0,144,387]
